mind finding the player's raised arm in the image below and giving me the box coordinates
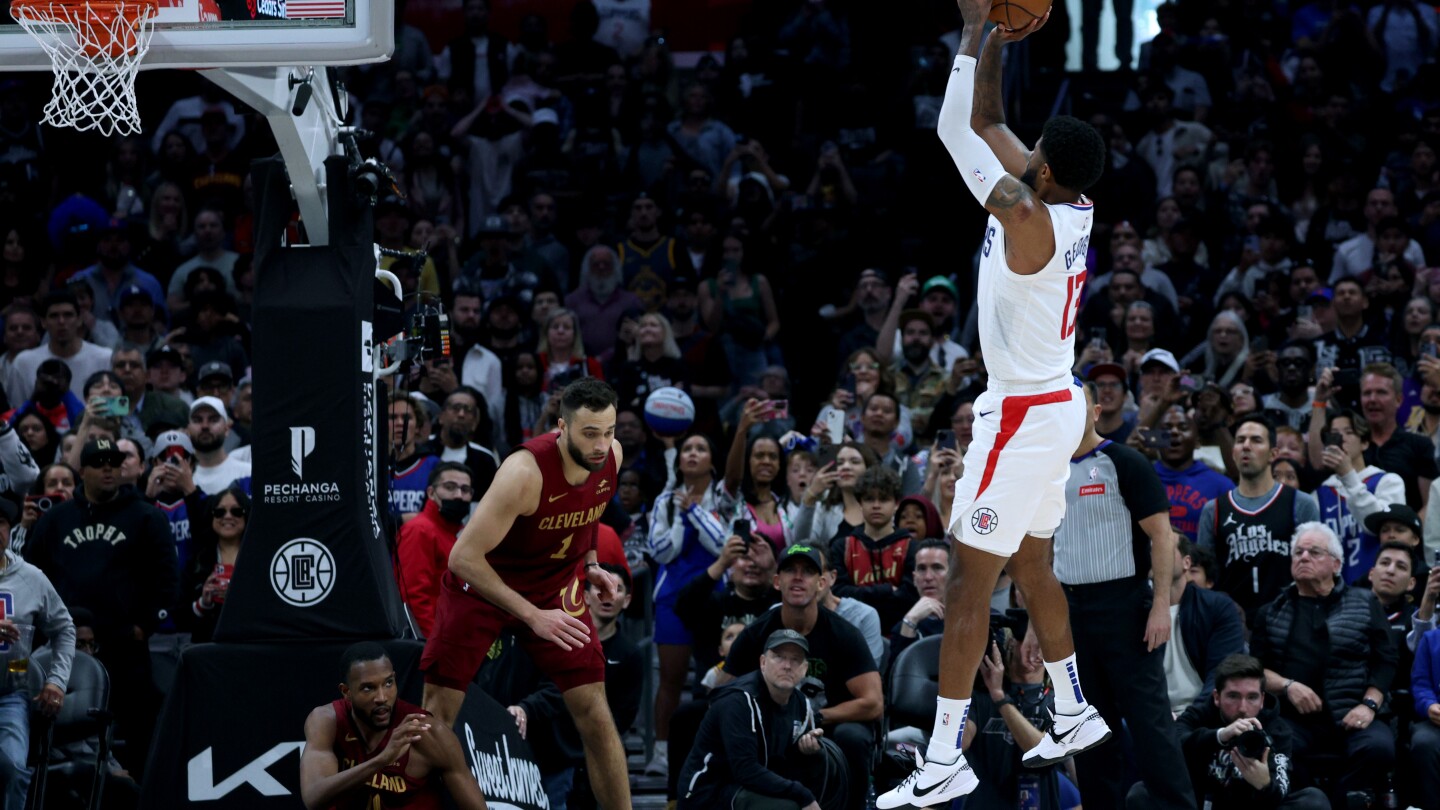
[447,452,545,624]
[937,0,1054,268]
[971,12,1046,176]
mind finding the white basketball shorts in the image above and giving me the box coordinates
[949,378,1085,556]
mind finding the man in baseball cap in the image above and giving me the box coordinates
[708,541,881,804]
[186,397,250,494]
[196,362,234,401]
[147,430,201,557]
[1138,348,1181,400]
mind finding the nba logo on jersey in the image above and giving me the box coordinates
[972,508,999,535]
[972,167,987,183]
[941,712,950,726]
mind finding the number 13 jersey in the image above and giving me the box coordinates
[976,196,1093,390]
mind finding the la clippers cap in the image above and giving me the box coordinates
[149,430,195,460]
[764,629,809,654]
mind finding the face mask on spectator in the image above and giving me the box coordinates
[438,498,470,524]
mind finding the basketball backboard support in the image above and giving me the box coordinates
[0,0,392,69]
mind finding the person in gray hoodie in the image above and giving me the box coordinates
[0,495,75,809]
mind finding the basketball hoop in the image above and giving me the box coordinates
[9,0,159,136]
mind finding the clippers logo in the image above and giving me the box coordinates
[271,538,336,607]
[360,320,373,374]
[289,427,315,477]
[971,507,999,536]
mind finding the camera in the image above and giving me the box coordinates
[1222,727,1272,760]
[799,676,827,709]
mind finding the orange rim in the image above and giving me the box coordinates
[10,0,159,56]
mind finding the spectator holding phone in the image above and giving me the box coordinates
[723,399,795,551]
[144,430,204,579]
[816,348,914,450]
[1305,407,1405,582]
[181,486,247,642]
[794,441,877,549]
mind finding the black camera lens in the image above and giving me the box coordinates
[1233,728,1271,759]
[34,496,53,512]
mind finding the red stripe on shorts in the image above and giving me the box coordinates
[974,388,1074,500]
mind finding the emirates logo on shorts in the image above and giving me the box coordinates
[971,507,999,535]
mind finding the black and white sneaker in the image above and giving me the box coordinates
[876,750,980,808]
[1022,706,1112,768]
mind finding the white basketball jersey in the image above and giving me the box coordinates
[976,196,1093,388]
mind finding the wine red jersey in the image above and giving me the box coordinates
[482,431,618,607]
[328,698,440,810]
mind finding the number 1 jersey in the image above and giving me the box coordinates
[484,431,617,600]
[977,196,1094,389]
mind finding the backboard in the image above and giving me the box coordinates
[0,0,392,69]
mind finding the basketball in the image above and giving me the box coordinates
[989,0,1050,29]
[644,387,695,436]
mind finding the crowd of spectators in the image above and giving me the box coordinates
[0,0,1439,807]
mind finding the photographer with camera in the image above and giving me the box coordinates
[1139,654,1329,809]
[678,629,846,810]
[1305,407,1405,583]
[714,545,881,810]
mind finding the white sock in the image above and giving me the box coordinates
[925,697,970,763]
[654,740,667,759]
[1045,654,1089,716]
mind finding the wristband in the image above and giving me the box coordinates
[1282,679,1294,695]
[993,696,1014,711]
[901,618,919,632]
[1312,401,1326,409]
[1362,698,1380,712]
[584,562,602,570]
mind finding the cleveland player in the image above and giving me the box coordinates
[300,643,488,810]
[879,1,1113,806]
[420,378,630,810]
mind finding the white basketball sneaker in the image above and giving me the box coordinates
[1022,706,1112,768]
[876,750,980,809]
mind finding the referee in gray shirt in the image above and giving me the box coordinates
[1048,380,1195,810]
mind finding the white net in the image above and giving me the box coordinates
[9,0,158,136]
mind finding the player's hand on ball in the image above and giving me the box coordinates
[994,8,1049,39]
[529,608,591,650]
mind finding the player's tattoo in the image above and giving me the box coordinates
[989,176,1032,211]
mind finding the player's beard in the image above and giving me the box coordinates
[564,429,605,473]
[1020,166,1039,191]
